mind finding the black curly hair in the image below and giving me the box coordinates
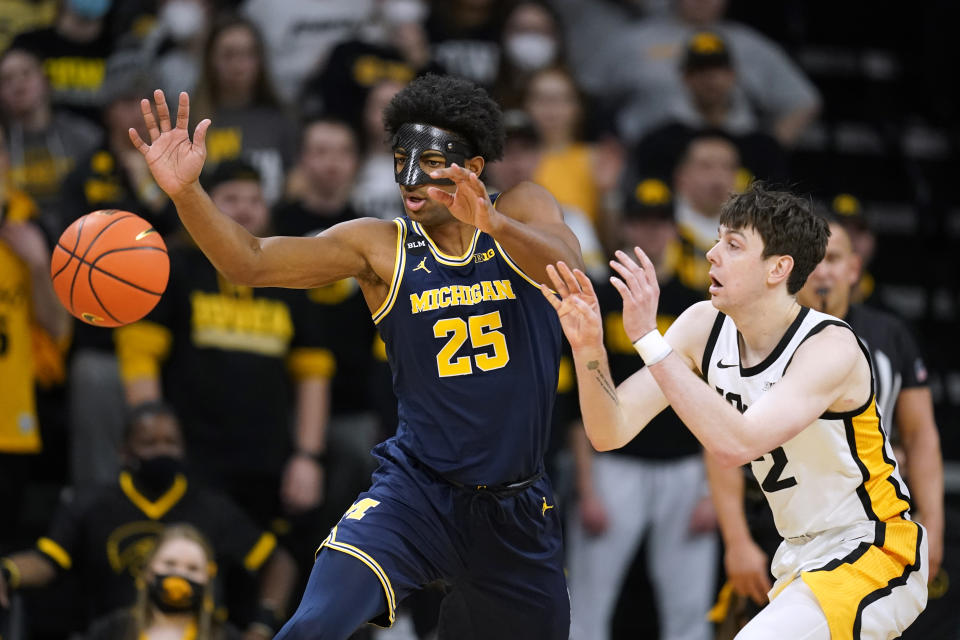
[383,74,505,162]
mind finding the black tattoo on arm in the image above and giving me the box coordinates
[587,360,619,405]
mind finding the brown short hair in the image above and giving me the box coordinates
[719,182,829,295]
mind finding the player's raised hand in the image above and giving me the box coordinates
[426,164,499,234]
[540,261,602,351]
[128,90,211,198]
[609,247,660,343]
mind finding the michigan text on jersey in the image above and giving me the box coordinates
[409,279,516,314]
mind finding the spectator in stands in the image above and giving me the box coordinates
[0,126,71,550]
[567,178,714,640]
[423,0,509,88]
[241,0,374,105]
[492,1,566,109]
[272,118,381,561]
[114,161,333,573]
[139,0,214,99]
[0,0,57,51]
[485,108,607,281]
[0,402,296,638]
[670,130,739,291]
[829,193,877,303]
[706,217,944,635]
[298,0,437,126]
[628,31,788,186]
[84,524,242,640]
[562,0,820,146]
[350,78,408,221]
[276,118,362,235]
[8,0,118,124]
[0,47,102,236]
[192,15,296,205]
[523,66,623,233]
[58,57,170,492]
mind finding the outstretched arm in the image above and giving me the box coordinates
[130,91,390,289]
[610,248,868,466]
[540,261,701,451]
[428,167,583,284]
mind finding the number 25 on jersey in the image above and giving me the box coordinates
[433,311,510,377]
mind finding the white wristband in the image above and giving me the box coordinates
[633,330,672,365]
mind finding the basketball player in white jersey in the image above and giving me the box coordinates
[544,183,927,639]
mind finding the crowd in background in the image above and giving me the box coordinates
[0,0,957,639]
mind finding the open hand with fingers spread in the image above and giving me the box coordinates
[540,261,603,351]
[609,248,661,343]
[426,164,500,233]
[128,90,211,199]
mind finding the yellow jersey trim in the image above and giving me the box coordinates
[850,400,911,521]
[797,400,920,640]
[411,220,480,266]
[801,519,921,640]
[493,241,542,289]
[372,218,407,325]
[37,537,72,570]
[317,526,397,627]
[119,471,188,520]
[243,532,277,571]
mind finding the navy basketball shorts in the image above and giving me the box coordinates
[316,438,569,639]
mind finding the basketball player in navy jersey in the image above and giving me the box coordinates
[546,183,927,639]
[130,75,581,639]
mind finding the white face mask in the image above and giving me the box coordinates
[382,0,427,26]
[504,33,557,72]
[160,0,206,42]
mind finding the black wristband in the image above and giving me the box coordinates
[295,449,326,465]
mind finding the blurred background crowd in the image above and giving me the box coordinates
[0,0,957,639]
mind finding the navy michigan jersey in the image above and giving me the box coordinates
[373,215,562,486]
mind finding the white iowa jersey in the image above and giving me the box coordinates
[702,307,912,540]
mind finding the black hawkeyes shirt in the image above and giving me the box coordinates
[35,471,276,620]
[595,273,705,459]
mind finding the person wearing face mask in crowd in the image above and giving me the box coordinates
[492,1,564,110]
[8,0,118,124]
[84,524,240,640]
[139,0,213,100]
[0,402,297,639]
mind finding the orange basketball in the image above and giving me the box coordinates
[50,210,169,327]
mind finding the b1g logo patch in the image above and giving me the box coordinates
[473,248,495,263]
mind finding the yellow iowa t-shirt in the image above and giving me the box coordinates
[0,188,42,453]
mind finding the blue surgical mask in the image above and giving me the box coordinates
[69,0,112,20]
